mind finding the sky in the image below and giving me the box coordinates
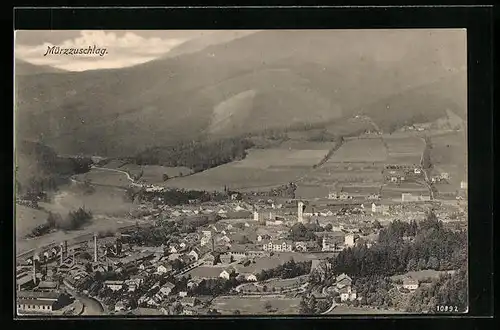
[14,29,466,72]
[14,30,258,71]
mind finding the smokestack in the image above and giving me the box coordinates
[93,233,98,263]
[60,242,64,264]
[32,257,37,285]
[64,240,68,255]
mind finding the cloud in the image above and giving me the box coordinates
[15,31,189,71]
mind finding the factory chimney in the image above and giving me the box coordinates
[93,233,98,263]
[64,240,68,256]
[32,257,37,285]
[60,242,64,264]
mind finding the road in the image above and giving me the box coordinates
[90,165,135,183]
[65,286,104,315]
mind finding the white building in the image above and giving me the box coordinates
[403,278,419,291]
[344,234,359,247]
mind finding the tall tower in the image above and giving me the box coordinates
[298,201,304,223]
[253,211,259,222]
[93,233,98,263]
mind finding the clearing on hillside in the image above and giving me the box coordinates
[328,138,388,163]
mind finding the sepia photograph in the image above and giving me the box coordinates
[14,29,468,317]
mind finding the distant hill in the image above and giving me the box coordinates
[15,58,68,76]
[15,30,466,157]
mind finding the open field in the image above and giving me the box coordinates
[390,269,455,282]
[430,132,467,193]
[15,204,49,239]
[328,305,406,315]
[74,168,131,188]
[210,296,301,315]
[295,184,331,199]
[384,136,426,154]
[232,148,330,169]
[100,159,127,169]
[140,165,193,184]
[117,163,143,179]
[328,138,388,163]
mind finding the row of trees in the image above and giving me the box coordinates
[256,258,312,281]
[299,295,331,314]
[126,187,228,206]
[329,213,467,278]
[121,215,218,247]
[28,207,93,237]
[406,268,468,313]
[133,137,254,172]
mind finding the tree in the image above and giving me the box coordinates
[373,220,383,230]
[233,310,241,315]
[427,256,440,270]
[406,258,417,272]
[417,258,427,270]
[262,285,268,292]
[264,302,273,311]
[324,223,333,231]
[162,174,169,181]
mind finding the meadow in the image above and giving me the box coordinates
[328,138,388,163]
[210,296,301,314]
[429,132,467,192]
[162,147,329,192]
[15,204,49,239]
[74,169,131,188]
[390,269,452,282]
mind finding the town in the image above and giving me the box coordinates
[16,166,467,315]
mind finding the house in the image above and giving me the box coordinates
[179,242,187,249]
[188,249,199,261]
[180,253,196,265]
[16,291,65,313]
[295,241,308,252]
[179,297,199,307]
[236,273,258,282]
[218,235,231,244]
[187,278,203,289]
[219,267,237,280]
[403,278,419,291]
[344,234,359,247]
[35,281,58,292]
[114,300,129,312]
[169,245,179,254]
[261,240,293,252]
[157,262,173,274]
[104,280,125,291]
[339,286,357,302]
[125,280,138,292]
[178,291,188,298]
[219,253,232,264]
[335,273,353,290]
[159,282,175,296]
[202,253,216,266]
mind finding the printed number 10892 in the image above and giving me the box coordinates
[436,305,460,313]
